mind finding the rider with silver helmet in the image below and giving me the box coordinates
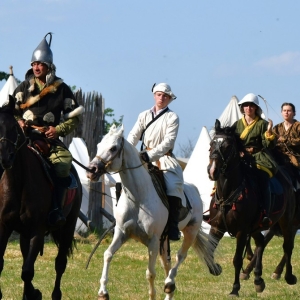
[127,83,184,241]
[13,33,84,229]
[231,93,278,227]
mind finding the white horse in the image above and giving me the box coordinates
[86,124,220,300]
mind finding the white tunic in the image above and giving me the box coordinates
[127,108,186,206]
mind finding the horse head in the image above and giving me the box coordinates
[87,124,125,181]
[0,95,25,169]
[207,119,238,181]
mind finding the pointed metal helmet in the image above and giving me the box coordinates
[31,32,53,66]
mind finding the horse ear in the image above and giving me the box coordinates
[109,124,117,134]
[116,124,124,136]
[215,119,221,131]
[0,95,14,113]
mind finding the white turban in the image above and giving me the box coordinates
[152,83,177,100]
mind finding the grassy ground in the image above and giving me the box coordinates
[1,233,300,299]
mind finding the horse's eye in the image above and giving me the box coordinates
[110,146,117,152]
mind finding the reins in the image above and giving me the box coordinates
[94,137,148,175]
[210,134,245,237]
[0,126,27,153]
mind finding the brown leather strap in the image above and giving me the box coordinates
[245,147,261,154]
[146,147,172,169]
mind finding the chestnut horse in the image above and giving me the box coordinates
[0,95,82,300]
[206,119,296,297]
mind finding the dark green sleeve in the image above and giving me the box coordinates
[55,116,79,137]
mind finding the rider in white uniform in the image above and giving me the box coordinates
[127,83,184,241]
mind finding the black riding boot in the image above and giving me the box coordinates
[167,196,181,241]
[261,183,272,227]
[48,184,67,228]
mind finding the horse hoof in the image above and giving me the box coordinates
[254,278,265,293]
[164,282,176,294]
[285,274,297,285]
[98,292,109,300]
[240,272,250,280]
[271,273,281,280]
[23,289,42,300]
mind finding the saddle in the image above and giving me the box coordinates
[146,163,191,221]
[27,138,78,210]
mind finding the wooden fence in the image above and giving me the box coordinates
[63,89,106,232]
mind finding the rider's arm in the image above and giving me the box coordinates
[55,116,80,137]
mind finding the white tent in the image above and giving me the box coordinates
[0,66,18,106]
[183,126,212,233]
[209,95,242,138]
[183,95,242,233]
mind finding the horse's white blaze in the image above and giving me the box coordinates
[209,160,216,179]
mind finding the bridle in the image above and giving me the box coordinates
[209,135,237,174]
[209,134,244,237]
[95,137,125,171]
[94,137,146,175]
[0,125,27,153]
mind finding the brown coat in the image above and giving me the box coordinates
[273,120,300,168]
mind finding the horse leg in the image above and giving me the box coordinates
[20,234,43,300]
[163,226,197,299]
[272,255,286,280]
[280,225,297,285]
[251,232,266,293]
[0,226,13,300]
[240,229,275,280]
[51,221,77,300]
[146,236,160,300]
[229,232,248,297]
[159,239,171,278]
[98,227,127,300]
[245,241,254,261]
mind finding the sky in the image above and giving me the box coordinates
[1,0,300,156]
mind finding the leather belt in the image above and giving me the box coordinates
[245,147,261,154]
[146,147,173,169]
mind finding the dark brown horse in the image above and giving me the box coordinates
[0,96,82,300]
[241,147,300,282]
[206,119,296,297]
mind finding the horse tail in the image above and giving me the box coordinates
[192,227,221,275]
[51,231,77,258]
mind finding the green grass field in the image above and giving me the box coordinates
[1,233,300,299]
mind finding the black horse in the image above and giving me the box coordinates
[241,147,300,282]
[0,95,82,300]
[206,119,296,297]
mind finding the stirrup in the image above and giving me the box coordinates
[48,208,66,228]
[261,216,272,227]
[168,227,181,241]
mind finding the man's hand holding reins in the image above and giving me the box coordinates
[45,126,58,139]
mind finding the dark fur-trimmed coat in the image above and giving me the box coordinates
[13,73,83,137]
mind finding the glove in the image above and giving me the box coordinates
[140,151,150,163]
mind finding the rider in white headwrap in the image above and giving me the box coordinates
[127,83,184,241]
